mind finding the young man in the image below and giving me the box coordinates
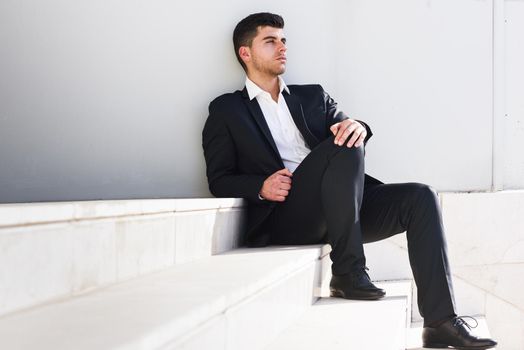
[202,12,497,349]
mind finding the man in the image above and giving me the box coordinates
[202,12,497,349]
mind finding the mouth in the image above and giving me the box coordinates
[277,56,287,63]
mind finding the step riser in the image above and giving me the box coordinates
[266,296,409,350]
[166,261,320,350]
[316,251,413,329]
[0,202,244,317]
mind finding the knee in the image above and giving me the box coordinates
[403,184,443,236]
[328,135,365,161]
[418,183,438,200]
[408,183,439,209]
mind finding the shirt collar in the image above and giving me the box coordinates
[245,76,290,101]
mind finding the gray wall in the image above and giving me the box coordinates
[0,0,522,203]
[335,0,493,190]
[504,0,524,189]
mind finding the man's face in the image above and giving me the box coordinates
[243,26,287,76]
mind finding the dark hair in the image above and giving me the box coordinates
[233,12,285,71]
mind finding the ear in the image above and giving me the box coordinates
[239,46,251,65]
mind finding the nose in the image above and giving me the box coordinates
[278,41,287,53]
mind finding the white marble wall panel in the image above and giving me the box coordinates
[410,273,492,325]
[441,191,524,267]
[453,263,524,312]
[0,214,178,316]
[70,220,117,293]
[212,208,245,254]
[364,237,412,281]
[0,223,74,316]
[115,214,176,280]
[174,210,217,264]
[452,276,487,318]
[485,294,523,350]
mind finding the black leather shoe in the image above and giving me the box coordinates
[329,267,385,300]
[423,316,497,349]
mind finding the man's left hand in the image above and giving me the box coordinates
[330,119,367,148]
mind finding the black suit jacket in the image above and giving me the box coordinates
[202,84,382,246]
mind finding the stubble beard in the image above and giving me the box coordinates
[252,57,286,77]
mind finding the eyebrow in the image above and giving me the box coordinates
[262,35,286,42]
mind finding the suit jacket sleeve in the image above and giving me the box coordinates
[202,101,266,203]
[322,86,373,144]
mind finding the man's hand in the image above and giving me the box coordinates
[259,168,293,202]
[330,119,366,148]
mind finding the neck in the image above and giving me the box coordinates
[247,71,280,102]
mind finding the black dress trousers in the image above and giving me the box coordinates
[264,135,457,325]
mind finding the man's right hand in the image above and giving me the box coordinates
[259,168,293,202]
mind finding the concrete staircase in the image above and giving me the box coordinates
[267,280,412,350]
[0,198,495,349]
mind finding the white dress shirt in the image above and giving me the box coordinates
[245,76,311,173]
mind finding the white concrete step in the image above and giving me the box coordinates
[0,198,245,317]
[266,280,412,350]
[0,245,327,350]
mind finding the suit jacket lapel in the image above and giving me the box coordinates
[242,88,284,167]
[283,92,319,149]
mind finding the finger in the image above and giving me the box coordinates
[272,180,290,192]
[279,175,292,184]
[334,123,350,144]
[354,132,366,147]
[279,183,291,191]
[330,123,340,136]
[346,130,361,148]
[277,189,289,197]
[333,122,349,143]
[276,168,293,177]
[274,195,286,202]
[337,124,357,146]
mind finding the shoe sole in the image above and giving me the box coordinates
[423,343,496,349]
[330,289,385,301]
[422,344,449,348]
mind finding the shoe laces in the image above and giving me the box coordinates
[453,316,479,330]
[353,266,370,280]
